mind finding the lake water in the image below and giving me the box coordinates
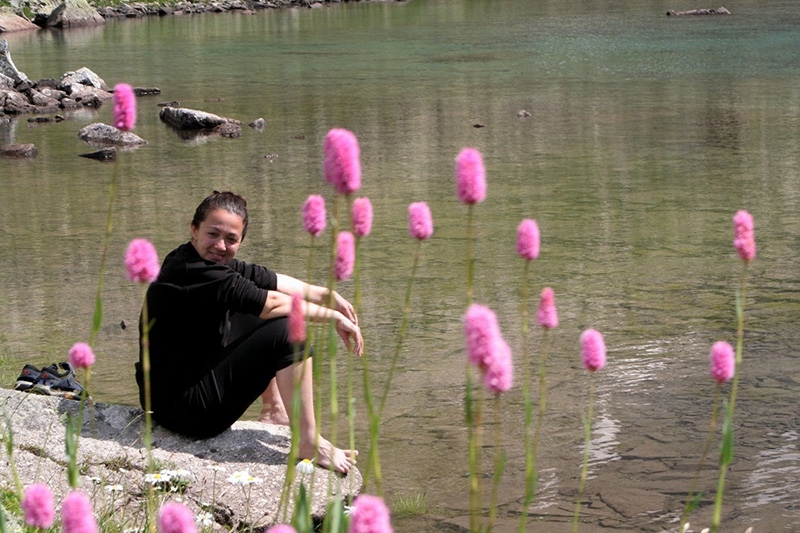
[2,0,799,531]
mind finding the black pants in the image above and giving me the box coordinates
[142,314,301,439]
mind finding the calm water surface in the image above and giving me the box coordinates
[2,1,799,531]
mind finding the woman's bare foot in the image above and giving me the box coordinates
[258,402,290,426]
[299,436,358,475]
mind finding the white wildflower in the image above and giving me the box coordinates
[196,512,214,527]
[104,484,124,493]
[296,459,314,475]
[227,470,262,485]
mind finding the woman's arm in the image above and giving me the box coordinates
[275,273,358,325]
[260,290,363,355]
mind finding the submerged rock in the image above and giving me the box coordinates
[667,6,730,16]
[159,106,240,130]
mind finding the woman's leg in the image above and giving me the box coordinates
[259,378,290,425]
[274,357,358,474]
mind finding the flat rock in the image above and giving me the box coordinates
[0,142,37,158]
[159,105,240,130]
[0,388,361,528]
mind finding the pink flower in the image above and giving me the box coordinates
[733,210,756,262]
[324,128,361,195]
[61,491,98,533]
[710,341,735,383]
[302,195,327,237]
[536,287,558,329]
[349,494,393,533]
[266,526,297,533]
[516,219,540,260]
[483,337,513,394]
[455,148,486,205]
[125,239,160,283]
[463,303,502,370]
[22,483,55,529]
[288,293,306,345]
[335,231,356,281]
[157,502,197,533]
[352,197,373,238]
[68,342,95,370]
[113,83,136,132]
[581,329,606,372]
[408,202,433,241]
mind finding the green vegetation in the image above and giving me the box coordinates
[389,491,428,519]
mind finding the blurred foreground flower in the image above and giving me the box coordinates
[336,231,356,281]
[581,329,606,372]
[352,197,373,238]
[536,287,558,329]
[349,494,393,533]
[22,483,55,529]
[408,202,433,241]
[61,491,98,533]
[709,341,735,383]
[324,128,361,195]
[455,148,486,205]
[732,210,756,262]
[288,293,306,345]
[113,83,136,132]
[302,194,326,237]
[68,342,95,370]
[158,502,197,533]
[125,238,160,283]
[516,219,540,261]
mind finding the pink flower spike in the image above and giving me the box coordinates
[408,202,433,241]
[349,494,393,533]
[288,293,306,345]
[302,195,327,237]
[463,303,502,370]
[125,239,160,283]
[61,491,98,533]
[483,338,513,394]
[113,83,136,132]
[335,231,356,281]
[581,329,606,372]
[324,128,361,195]
[266,526,297,533]
[22,483,55,529]
[710,341,735,383]
[68,342,95,370]
[157,502,197,533]
[733,210,756,262]
[352,197,373,238]
[536,287,558,329]
[516,219,540,260]
[455,147,486,205]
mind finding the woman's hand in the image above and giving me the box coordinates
[331,290,358,325]
[335,312,363,356]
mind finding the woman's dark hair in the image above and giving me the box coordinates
[191,191,249,239]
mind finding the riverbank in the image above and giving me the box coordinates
[1,0,403,25]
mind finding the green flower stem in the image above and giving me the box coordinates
[138,290,157,533]
[488,394,506,531]
[90,157,120,347]
[679,385,722,530]
[573,376,595,533]
[466,204,475,305]
[518,259,533,532]
[710,262,749,533]
[466,371,484,533]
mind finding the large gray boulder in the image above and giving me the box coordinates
[0,38,29,84]
[0,7,40,33]
[59,66,111,93]
[78,123,147,147]
[46,0,104,28]
[0,389,361,529]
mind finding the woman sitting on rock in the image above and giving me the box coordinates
[135,190,361,474]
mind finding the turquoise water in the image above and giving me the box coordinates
[2,1,800,530]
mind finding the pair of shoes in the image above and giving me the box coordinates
[14,362,86,400]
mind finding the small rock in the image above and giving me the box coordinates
[133,86,161,96]
[473,122,486,128]
[517,109,531,118]
[157,100,180,107]
[249,117,266,131]
[78,123,146,147]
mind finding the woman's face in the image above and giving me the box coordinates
[190,208,245,264]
